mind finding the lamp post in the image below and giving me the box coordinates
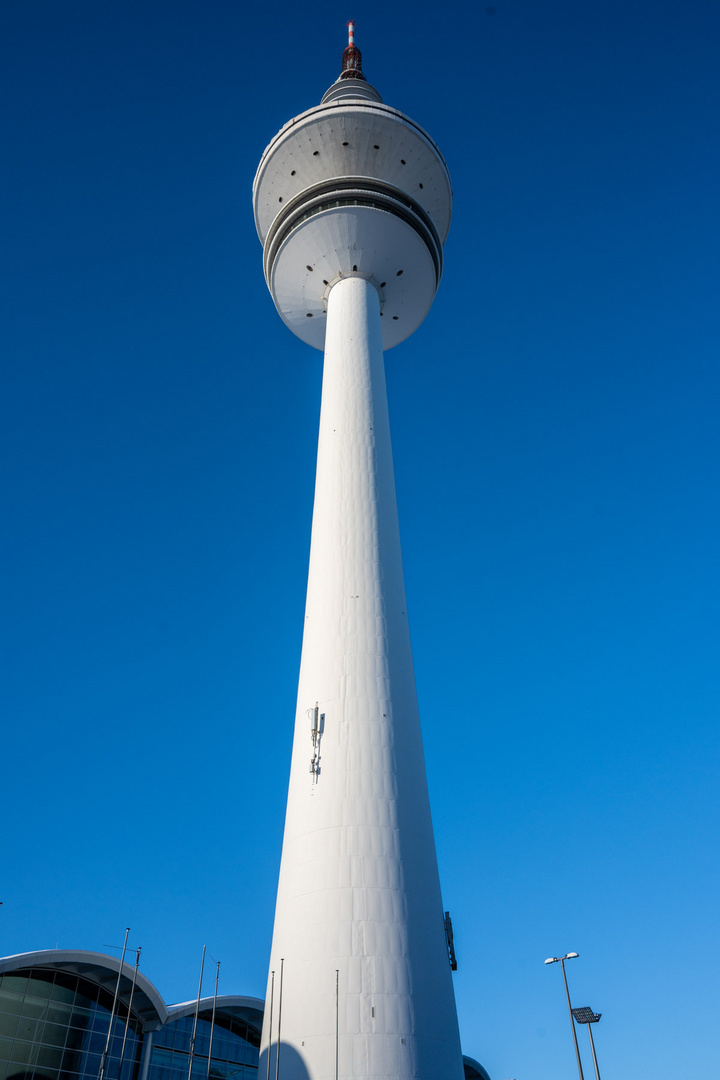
[572,1007,602,1080]
[544,953,584,1080]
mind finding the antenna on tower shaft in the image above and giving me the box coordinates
[341,19,366,81]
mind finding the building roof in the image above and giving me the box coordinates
[166,995,264,1026]
[0,950,168,1031]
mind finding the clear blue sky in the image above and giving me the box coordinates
[2,2,719,1079]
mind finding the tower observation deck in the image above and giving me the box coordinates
[253,25,461,1080]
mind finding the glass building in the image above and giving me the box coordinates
[150,1006,260,1080]
[0,954,262,1080]
[0,967,142,1080]
[462,1057,492,1080]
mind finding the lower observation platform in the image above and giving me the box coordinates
[266,205,438,351]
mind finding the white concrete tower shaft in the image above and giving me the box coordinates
[253,28,461,1080]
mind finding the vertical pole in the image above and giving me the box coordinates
[274,960,284,1080]
[99,928,130,1080]
[187,946,206,1080]
[334,970,339,1080]
[206,962,220,1080]
[117,946,141,1080]
[560,959,585,1080]
[587,1024,601,1080]
[265,972,274,1080]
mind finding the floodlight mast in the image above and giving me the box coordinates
[572,1008,602,1080]
[253,23,459,1080]
[545,954,584,1080]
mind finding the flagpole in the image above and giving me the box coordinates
[117,946,141,1080]
[187,946,206,1080]
[99,928,130,1080]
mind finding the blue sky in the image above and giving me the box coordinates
[2,2,719,1078]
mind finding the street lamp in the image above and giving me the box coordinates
[572,1007,602,1080]
[544,953,584,1080]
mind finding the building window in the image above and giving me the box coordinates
[150,1013,259,1080]
[0,970,143,1080]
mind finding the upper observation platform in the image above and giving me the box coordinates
[252,23,452,351]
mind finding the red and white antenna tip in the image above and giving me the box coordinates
[340,19,365,81]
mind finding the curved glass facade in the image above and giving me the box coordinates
[151,1012,259,1080]
[0,970,143,1080]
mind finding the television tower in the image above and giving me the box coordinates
[253,24,462,1080]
